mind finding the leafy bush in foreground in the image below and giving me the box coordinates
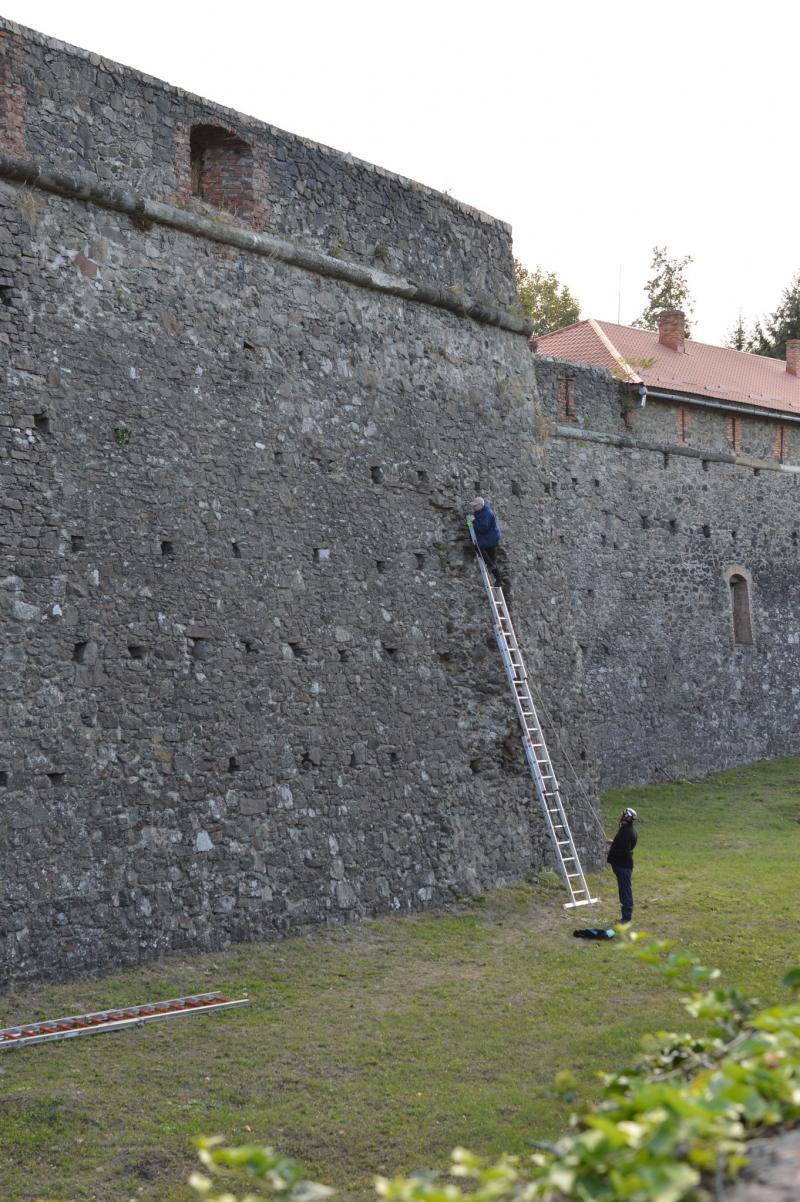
[190,931,800,1202]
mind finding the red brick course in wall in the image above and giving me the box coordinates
[773,423,789,463]
[174,121,269,229]
[727,415,742,453]
[676,405,689,444]
[0,30,26,156]
[558,376,576,421]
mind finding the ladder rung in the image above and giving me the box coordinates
[470,537,591,914]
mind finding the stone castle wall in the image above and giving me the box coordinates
[0,20,516,305]
[0,19,600,984]
[536,357,800,788]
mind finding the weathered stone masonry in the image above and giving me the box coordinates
[0,19,600,984]
[537,357,800,788]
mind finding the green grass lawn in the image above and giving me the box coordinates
[2,756,800,1202]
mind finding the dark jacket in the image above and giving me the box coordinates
[607,822,637,869]
[472,501,501,548]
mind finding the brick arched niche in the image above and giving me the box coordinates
[722,565,755,647]
[189,124,254,217]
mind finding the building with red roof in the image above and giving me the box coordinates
[535,311,800,419]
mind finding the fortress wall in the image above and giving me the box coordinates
[0,155,598,983]
[0,17,516,305]
[537,357,800,787]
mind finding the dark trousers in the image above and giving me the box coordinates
[612,865,633,922]
[478,543,509,594]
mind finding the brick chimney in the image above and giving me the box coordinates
[786,339,800,376]
[658,310,685,353]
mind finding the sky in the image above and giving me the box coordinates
[3,0,798,345]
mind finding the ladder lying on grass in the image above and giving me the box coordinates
[0,991,248,1050]
[467,518,598,910]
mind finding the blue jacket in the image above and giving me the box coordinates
[472,501,501,548]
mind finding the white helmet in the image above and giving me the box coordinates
[621,807,637,822]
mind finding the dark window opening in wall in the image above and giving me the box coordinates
[0,284,13,308]
[70,535,85,552]
[753,468,761,477]
[371,465,384,485]
[72,641,88,663]
[640,515,650,530]
[47,771,65,784]
[702,459,710,471]
[128,645,144,660]
[729,574,754,645]
[228,755,240,773]
[190,124,254,217]
[34,412,51,435]
[232,542,242,558]
[792,531,798,548]
[417,469,429,485]
[338,647,350,662]
[669,519,678,534]
[558,376,576,421]
[702,525,711,538]
[662,452,670,469]
[375,560,386,573]
[0,770,7,787]
[731,530,737,543]
[415,552,425,570]
[160,540,175,558]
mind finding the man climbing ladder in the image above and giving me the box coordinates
[466,509,597,911]
[466,497,510,601]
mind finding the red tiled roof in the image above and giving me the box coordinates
[535,319,800,415]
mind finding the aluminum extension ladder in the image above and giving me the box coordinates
[0,991,248,1050]
[467,518,598,910]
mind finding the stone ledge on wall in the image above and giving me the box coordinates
[556,423,800,476]
[0,153,533,338]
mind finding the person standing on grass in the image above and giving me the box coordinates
[607,807,637,923]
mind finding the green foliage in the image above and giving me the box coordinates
[743,271,800,358]
[193,935,800,1202]
[726,315,748,351]
[190,1137,334,1201]
[514,260,580,335]
[634,246,694,336]
[114,424,132,448]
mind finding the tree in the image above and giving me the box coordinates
[726,314,748,350]
[745,271,800,358]
[634,245,694,336]
[513,260,580,335]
